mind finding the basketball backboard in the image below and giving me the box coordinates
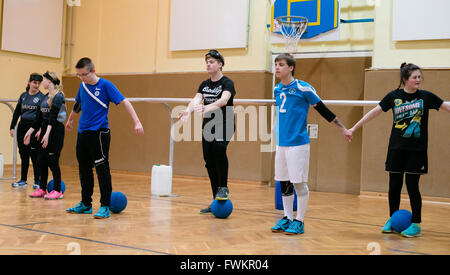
[270,0,340,46]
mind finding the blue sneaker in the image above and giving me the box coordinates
[200,205,212,214]
[271,217,292,233]
[401,223,422,238]
[284,219,305,235]
[94,206,111,219]
[381,218,394,233]
[215,187,230,200]
[12,180,27,188]
[33,181,40,189]
[66,202,93,214]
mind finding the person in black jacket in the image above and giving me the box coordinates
[10,73,45,189]
[25,71,67,200]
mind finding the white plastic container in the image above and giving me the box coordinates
[151,165,172,196]
[0,154,4,179]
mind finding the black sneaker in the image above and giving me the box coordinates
[200,205,212,214]
[215,187,229,200]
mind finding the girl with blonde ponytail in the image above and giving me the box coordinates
[45,71,65,108]
[25,71,67,200]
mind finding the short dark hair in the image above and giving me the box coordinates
[75,57,95,71]
[205,50,225,67]
[274,53,296,75]
[398,62,422,89]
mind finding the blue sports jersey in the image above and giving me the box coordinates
[274,79,321,146]
[75,78,125,132]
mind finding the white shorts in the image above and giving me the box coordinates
[274,144,310,184]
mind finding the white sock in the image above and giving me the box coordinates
[282,195,294,220]
[293,182,309,222]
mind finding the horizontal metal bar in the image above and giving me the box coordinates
[0,101,18,182]
[0,98,379,106]
[1,98,448,106]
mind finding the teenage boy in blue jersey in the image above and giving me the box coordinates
[271,53,352,235]
[65,57,144,219]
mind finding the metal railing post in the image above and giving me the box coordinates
[0,101,18,182]
[162,102,174,167]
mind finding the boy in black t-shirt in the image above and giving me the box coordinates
[348,63,450,238]
[179,50,236,214]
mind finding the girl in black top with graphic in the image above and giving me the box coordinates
[10,73,45,189]
[348,63,450,237]
[179,50,236,214]
[25,71,67,200]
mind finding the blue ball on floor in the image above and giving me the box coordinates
[47,180,65,193]
[110,191,127,213]
[211,199,233,219]
[391,209,412,232]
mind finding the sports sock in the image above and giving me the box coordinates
[293,182,309,221]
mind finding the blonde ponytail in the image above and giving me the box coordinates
[45,71,64,108]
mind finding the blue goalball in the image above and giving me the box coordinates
[211,199,233,219]
[110,191,127,214]
[47,179,66,193]
[391,209,412,233]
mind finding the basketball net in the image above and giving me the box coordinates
[275,16,308,53]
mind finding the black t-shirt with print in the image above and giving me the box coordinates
[379,89,444,152]
[197,76,236,141]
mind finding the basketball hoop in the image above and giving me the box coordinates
[275,16,308,53]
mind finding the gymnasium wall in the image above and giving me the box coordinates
[372,0,450,68]
[56,0,376,194]
[68,0,271,73]
[60,71,275,182]
[60,56,371,195]
[1,0,449,198]
[293,56,371,194]
[0,0,67,166]
[68,0,375,73]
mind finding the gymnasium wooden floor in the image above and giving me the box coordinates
[0,165,449,255]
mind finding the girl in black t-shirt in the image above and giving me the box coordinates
[10,73,44,189]
[179,50,236,214]
[348,63,450,238]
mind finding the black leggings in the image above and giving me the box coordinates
[76,129,112,207]
[17,121,40,182]
[388,172,422,223]
[202,138,230,199]
[38,123,65,192]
